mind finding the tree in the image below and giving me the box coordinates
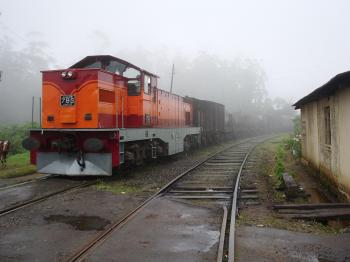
[0,33,53,123]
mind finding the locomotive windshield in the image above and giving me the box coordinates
[76,58,141,80]
[75,58,127,75]
[70,55,148,96]
[105,60,127,74]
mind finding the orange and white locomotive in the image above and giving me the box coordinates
[23,55,225,176]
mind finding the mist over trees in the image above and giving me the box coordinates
[0,33,53,123]
[120,49,295,131]
[0,33,295,132]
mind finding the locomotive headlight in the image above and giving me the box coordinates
[61,71,67,78]
[61,70,76,79]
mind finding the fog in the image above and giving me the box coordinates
[1,0,349,126]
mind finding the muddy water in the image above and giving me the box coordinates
[45,215,110,231]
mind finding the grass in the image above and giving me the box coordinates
[237,212,339,234]
[0,152,36,178]
[257,138,286,202]
[274,143,286,181]
[94,180,140,194]
[237,136,342,234]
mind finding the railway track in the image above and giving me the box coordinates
[0,174,53,191]
[0,178,97,217]
[67,136,268,262]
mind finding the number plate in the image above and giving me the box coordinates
[60,95,75,106]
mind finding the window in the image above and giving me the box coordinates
[124,67,141,96]
[324,106,331,145]
[144,75,151,94]
[105,60,127,74]
[123,67,140,78]
[151,77,157,88]
[77,59,127,74]
[82,61,102,69]
[127,79,141,96]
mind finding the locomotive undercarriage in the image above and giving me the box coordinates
[120,127,200,167]
[124,134,199,166]
[24,127,201,176]
[124,139,166,166]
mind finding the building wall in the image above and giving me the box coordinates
[300,87,350,200]
[337,88,350,197]
[301,101,319,167]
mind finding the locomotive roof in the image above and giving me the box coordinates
[70,55,159,78]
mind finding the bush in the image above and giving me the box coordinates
[293,115,301,136]
[274,144,285,180]
[0,122,38,155]
[282,135,301,159]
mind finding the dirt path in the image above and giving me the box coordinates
[236,137,350,261]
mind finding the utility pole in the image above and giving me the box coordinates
[170,63,175,93]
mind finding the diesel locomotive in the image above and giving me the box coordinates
[22,55,225,176]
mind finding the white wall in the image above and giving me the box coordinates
[300,87,350,200]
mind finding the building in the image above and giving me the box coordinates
[294,71,350,201]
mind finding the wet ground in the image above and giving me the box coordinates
[0,188,145,261]
[3,136,348,261]
[0,177,88,211]
[84,197,222,262]
[236,138,350,261]
[237,225,350,262]
[0,172,48,189]
[44,214,110,231]
[0,140,238,261]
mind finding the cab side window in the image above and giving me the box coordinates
[144,75,151,94]
[124,67,141,96]
[127,80,141,96]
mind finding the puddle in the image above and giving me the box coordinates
[171,225,220,252]
[45,215,110,231]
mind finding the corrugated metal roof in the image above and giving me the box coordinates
[293,71,350,109]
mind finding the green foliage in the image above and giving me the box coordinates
[94,181,139,194]
[0,122,38,155]
[293,115,301,136]
[0,152,35,178]
[282,116,301,159]
[274,144,285,181]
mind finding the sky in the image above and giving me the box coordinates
[1,0,350,102]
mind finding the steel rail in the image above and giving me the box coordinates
[227,145,255,262]
[0,174,53,190]
[217,206,228,262]
[0,181,96,217]
[227,137,273,262]
[66,138,256,262]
